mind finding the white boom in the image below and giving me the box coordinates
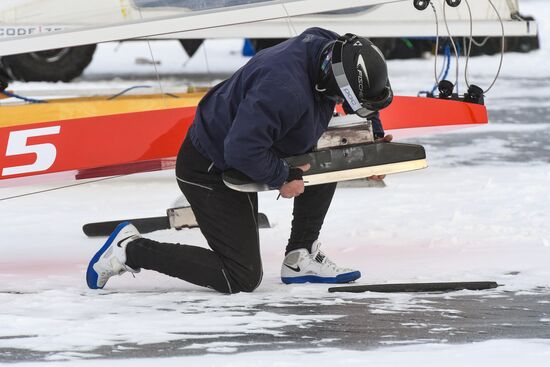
[0,0,403,56]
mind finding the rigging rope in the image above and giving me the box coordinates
[426,0,505,97]
[137,6,167,105]
[431,1,441,87]
[430,44,452,95]
[107,85,152,100]
[467,36,491,47]
[281,2,299,37]
[1,90,46,104]
[442,0,461,94]
[0,175,128,202]
[201,40,212,76]
[464,0,505,93]
[145,40,167,102]
[428,2,452,96]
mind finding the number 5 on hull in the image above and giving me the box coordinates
[1,126,61,177]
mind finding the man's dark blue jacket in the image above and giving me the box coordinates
[188,27,383,188]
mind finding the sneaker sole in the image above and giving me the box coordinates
[281,271,361,284]
[86,221,130,290]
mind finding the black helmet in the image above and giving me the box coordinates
[316,34,393,117]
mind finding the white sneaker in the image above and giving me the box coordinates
[86,221,141,289]
[281,241,361,284]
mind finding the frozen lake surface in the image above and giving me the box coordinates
[1,0,550,365]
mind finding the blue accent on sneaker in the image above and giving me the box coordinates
[281,271,361,285]
[86,221,131,290]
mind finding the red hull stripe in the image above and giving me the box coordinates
[0,95,487,186]
[381,96,488,129]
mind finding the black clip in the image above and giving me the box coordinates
[413,0,431,11]
[464,84,485,105]
[446,0,462,7]
[438,80,455,99]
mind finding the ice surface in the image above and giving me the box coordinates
[5,340,550,367]
[2,0,550,364]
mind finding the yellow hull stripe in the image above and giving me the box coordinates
[0,92,205,128]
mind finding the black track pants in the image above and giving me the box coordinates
[126,136,334,293]
[286,182,337,254]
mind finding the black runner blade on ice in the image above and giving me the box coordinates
[328,281,499,293]
[83,212,271,237]
[83,216,170,237]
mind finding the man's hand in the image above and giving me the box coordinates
[279,164,310,198]
[368,134,393,181]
